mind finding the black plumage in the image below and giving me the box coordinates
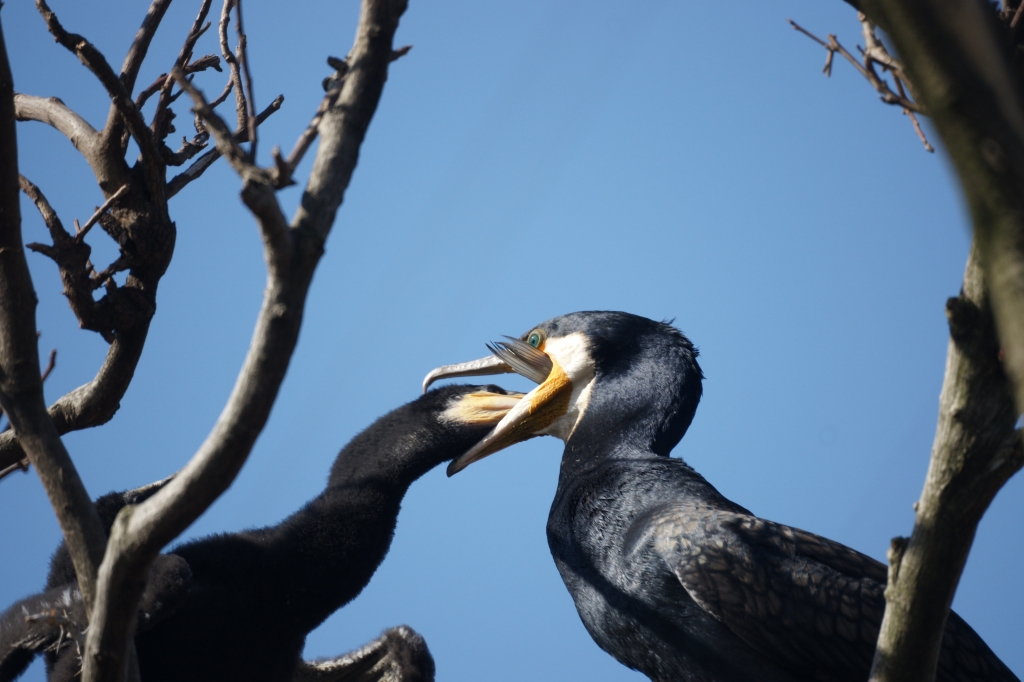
[0,384,518,682]
[432,311,1018,682]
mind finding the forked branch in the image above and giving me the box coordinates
[0,12,107,616]
[81,1,409,680]
[790,16,933,152]
[824,0,1024,680]
[35,0,166,203]
[0,0,284,481]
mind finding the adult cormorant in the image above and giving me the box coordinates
[424,311,1018,682]
[0,384,521,682]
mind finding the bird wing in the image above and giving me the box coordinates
[648,504,1019,682]
[647,503,887,680]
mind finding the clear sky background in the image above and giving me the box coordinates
[1,1,1021,680]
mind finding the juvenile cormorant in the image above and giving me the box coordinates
[0,384,521,682]
[424,311,1018,682]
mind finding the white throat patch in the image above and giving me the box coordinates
[537,332,595,441]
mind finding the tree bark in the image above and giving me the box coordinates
[838,1,1024,681]
[80,1,408,680]
[0,9,107,613]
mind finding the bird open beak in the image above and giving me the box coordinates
[422,354,515,394]
[422,339,574,476]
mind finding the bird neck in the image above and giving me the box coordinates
[558,360,701,481]
[264,412,457,631]
[327,414,450,492]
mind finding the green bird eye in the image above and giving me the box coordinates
[528,332,542,348]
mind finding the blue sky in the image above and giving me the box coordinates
[1,1,1020,680]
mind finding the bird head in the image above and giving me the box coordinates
[422,311,703,476]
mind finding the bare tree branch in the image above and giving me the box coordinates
[13,94,101,163]
[0,349,56,481]
[75,184,130,243]
[104,0,174,149]
[119,0,175,101]
[272,60,348,188]
[233,0,259,162]
[874,240,1022,682]
[166,93,283,198]
[789,19,922,111]
[823,1,1024,680]
[19,175,102,336]
[151,0,215,145]
[218,0,247,134]
[40,348,57,383]
[0,11,107,615]
[0,322,152,476]
[0,0,234,480]
[292,0,409,241]
[173,69,254,176]
[80,1,409,680]
[35,0,165,205]
[272,44,408,190]
[789,16,934,152]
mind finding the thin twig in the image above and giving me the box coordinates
[790,18,829,48]
[35,0,167,209]
[74,185,128,243]
[41,349,57,383]
[209,79,234,109]
[171,68,251,173]
[278,80,344,187]
[167,94,283,198]
[1012,1,1024,29]
[104,0,174,149]
[152,0,215,141]
[234,0,258,162]
[274,45,410,188]
[789,19,923,113]
[219,0,248,136]
[894,76,934,152]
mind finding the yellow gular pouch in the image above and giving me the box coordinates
[477,358,573,458]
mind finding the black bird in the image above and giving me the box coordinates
[423,311,1018,682]
[0,384,521,682]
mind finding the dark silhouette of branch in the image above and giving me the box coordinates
[150,0,216,149]
[789,16,934,152]
[35,0,166,208]
[13,93,101,159]
[219,0,248,135]
[0,0,288,479]
[105,0,174,153]
[0,11,107,616]
[806,1,1024,681]
[80,1,409,679]
[0,350,56,481]
[167,94,282,197]
[233,1,259,162]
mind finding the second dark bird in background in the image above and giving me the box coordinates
[0,384,521,682]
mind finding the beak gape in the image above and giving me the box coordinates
[422,338,573,475]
